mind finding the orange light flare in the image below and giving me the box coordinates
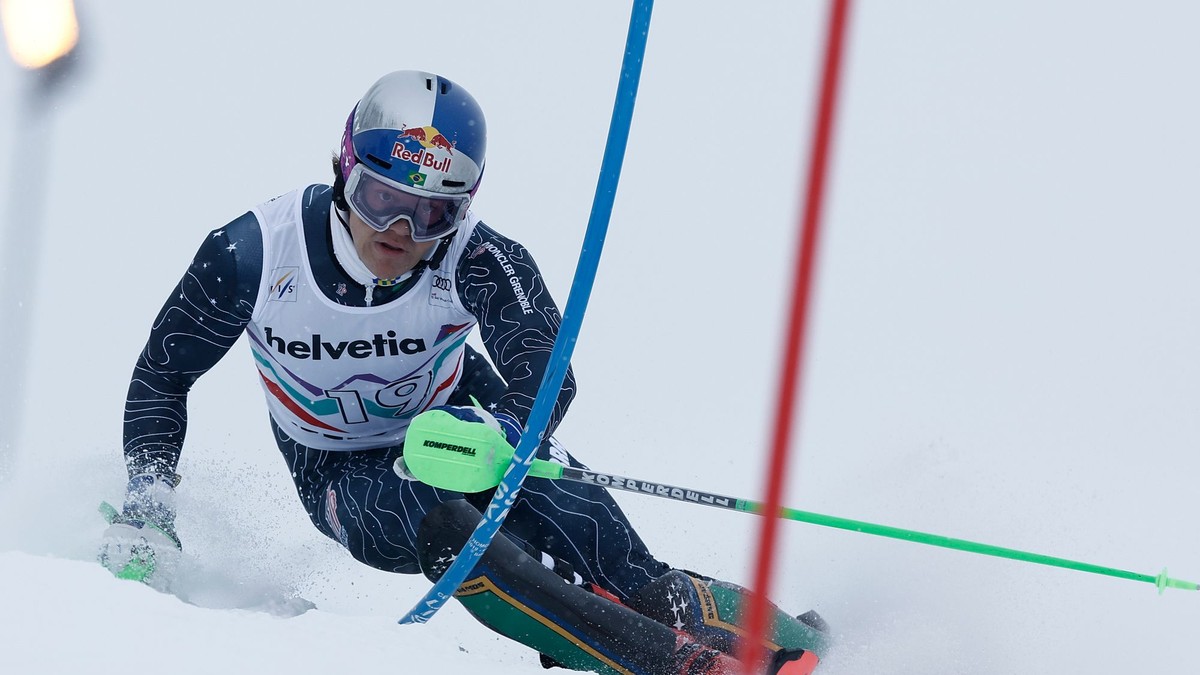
[1,0,79,70]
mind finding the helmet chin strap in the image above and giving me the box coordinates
[331,206,455,304]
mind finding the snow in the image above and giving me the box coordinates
[0,551,519,673]
[2,1,1199,674]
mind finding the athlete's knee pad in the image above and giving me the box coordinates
[627,570,831,665]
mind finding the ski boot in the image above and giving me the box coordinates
[628,569,830,673]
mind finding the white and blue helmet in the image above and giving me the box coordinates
[337,71,487,240]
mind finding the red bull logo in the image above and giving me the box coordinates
[392,143,452,173]
[398,125,455,153]
[392,125,455,173]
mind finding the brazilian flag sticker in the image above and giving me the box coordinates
[409,172,426,186]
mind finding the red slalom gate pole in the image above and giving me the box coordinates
[741,1,852,672]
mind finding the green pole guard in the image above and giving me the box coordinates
[401,410,562,494]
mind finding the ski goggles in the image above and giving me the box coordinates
[344,163,470,241]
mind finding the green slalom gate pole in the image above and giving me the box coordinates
[397,409,1199,595]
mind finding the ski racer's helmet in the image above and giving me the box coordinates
[336,70,487,241]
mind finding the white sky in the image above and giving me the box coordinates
[1,2,1198,673]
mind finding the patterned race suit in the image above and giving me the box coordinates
[122,185,696,674]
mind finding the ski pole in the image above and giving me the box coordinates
[396,409,1199,595]
[396,0,656,625]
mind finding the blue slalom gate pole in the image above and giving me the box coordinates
[399,0,656,625]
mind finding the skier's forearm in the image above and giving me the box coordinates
[122,356,192,479]
[121,219,260,480]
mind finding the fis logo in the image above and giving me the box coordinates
[268,267,298,302]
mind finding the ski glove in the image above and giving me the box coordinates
[98,473,181,589]
[429,405,523,449]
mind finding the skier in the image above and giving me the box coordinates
[98,70,827,674]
